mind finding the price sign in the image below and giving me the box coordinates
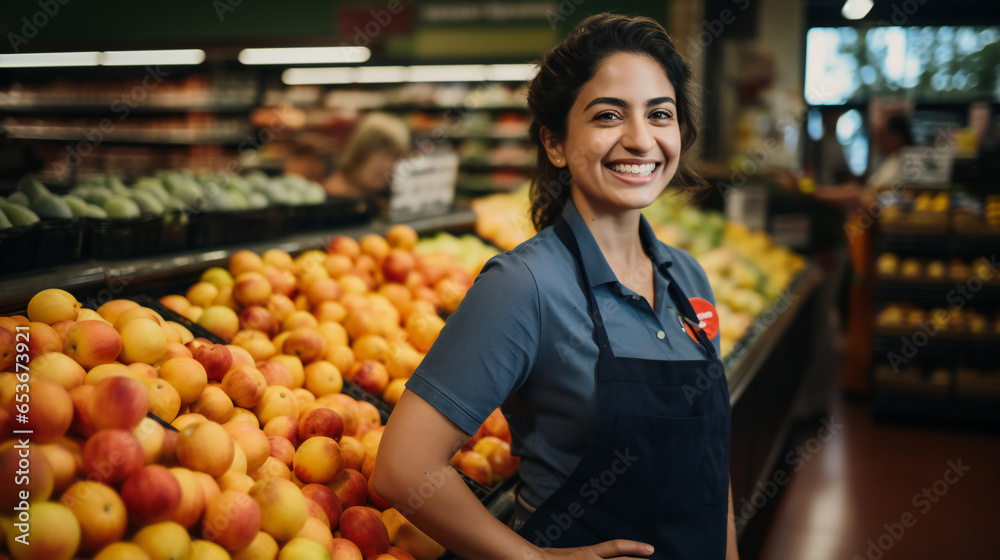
[388,152,459,221]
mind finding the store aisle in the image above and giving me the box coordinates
[755,398,1000,560]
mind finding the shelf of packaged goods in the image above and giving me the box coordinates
[1,125,254,146]
[0,207,477,314]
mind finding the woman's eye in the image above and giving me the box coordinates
[595,112,621,121]
[650,109,673,120]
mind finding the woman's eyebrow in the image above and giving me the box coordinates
[583,96,676,111]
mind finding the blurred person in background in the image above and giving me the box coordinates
[324,111,411,210]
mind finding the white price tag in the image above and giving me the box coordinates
[389,152,459,221]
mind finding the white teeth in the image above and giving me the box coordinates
[609,163,656,176]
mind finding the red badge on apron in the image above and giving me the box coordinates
[684,297,719,341]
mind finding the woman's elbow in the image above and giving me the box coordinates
[371,445,406,506]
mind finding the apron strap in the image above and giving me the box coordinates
[553,216,611,350]
[659,263,719,361]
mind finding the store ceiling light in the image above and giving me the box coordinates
[841,0,874,20]
[0,51,101,68]
[238,46,371,65]
[101,49,206,66]
[282,63,539,85]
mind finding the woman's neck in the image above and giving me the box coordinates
[571,190,646,267]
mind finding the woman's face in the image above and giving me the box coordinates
[354,149,400,193]
[546,52,681,214]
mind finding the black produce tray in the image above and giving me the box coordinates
[125,294,394,424]
[287,198,376,233]
[0,218,86,274]
[87,214,164,259]
[186,206,291,248]
[158,211,189,253]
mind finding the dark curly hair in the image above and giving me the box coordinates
[527,13,705,232]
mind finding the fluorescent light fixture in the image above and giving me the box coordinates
[842,0,874,20]
[239,46,371,65]
[101,49,206,66]
[0,51,101,68]
[282,63,540,85]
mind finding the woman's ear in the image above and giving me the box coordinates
[540,127,567,168]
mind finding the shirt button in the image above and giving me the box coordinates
[657,330,665,340]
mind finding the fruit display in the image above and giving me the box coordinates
[472,187,806,358]
[0,288,456,559]
[876,254,997,282]
[414,232,500,278]
[875,301,999,335]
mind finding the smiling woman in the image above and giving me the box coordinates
[373,13,736,560]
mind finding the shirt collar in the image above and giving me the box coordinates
[560,198,674,288]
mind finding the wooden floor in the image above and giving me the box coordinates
[751,397,1000,560]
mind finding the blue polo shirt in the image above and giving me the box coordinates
[406,197,720,507]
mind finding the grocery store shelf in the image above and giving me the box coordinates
[874,279,1000,303]
[725,263,823,404]
[875,230,1000,255]
[411,129,529,141]
[0,208,477,314]
[383,103,529,112]
[459,161,535,171]
[2,125,253,146]
[0,102,257,114]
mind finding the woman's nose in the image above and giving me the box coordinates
[621,120,655,154]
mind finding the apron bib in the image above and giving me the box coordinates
[515,216,732,560]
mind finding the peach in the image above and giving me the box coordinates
[189,539,230,560]
[202,490,263,551]
[228,344,256,369]
[117,317,168,364]
[355,401,383,432]
[300,407,345,442]
[304,497,331,526]
[229,407,261,428]
[231,531,278,560]
[283,328,327,364]
[195,470,222,507]
[27,288,81,325]
[84,362,138,385]
[293,436,345,485]
[191,342,234,382]
[346,360,389,396]
[2,501,80,560]
[353,334,390,364]
[339,274,371,297]
[235,332,277,363]
[339,506,390,558]
[25,321,62,361]
[329,538,363,560]
[202,266,236,288]
[158,356,209,404]
[250,455,291,482]
[386,344,422,380]
[249,477,308,542]
[162,321,184,344]
[91,542,152,560]
[381,249,416,284]
[321,394,360,436]
[222,365,267,409]
[96,299,140,324]
[51,318,76,340]
[451,451,492,486]
[168,321,195,344]
[294,388,317,406]
[143,377,182,423]
[328,469,368,509]
[234,272,273,307]
[121,465,181,525]
[283,309,319,331]
[132,416,167,464]
[0,444,54,512]
[63,320,122,369]
[303,360,343,397]
[218,470,256,494]
[59,480,127,553]
[230,249,265,276]
[325,235,361,258]
[239,305,278,336]
[30,351,86,390]
[268,293,297,322]
[258,360,294,389]
[167,467,205,528]
[360,427,385,460]
[213,285,238,309]
[308,277,343,306]
[159,294,192,315]
[177,420,235,477]
[338,436,366,472]
[386,546,418,560]
[326,346,355,377]
[82,429,144,483]
[302,483,344,530]
[190,385,235,424]
[35,442,76,493]
[253,386,300,426]
[69,384,97,437]
[383,379,407,407]
[87,375,149,432]
[172,413,209,431]
[127,362,158,380]
[278,537,328,560]
[269,436,296,468]
[9,377,72,443]
[405,312,444,353]
[161,341,194,362]
[224,422,271,473]
[187,282,221,309]
[263,248,294,271]
[229,437,250,473]
[112,307,165,330]
[315,301,348,324]
[386,225,417,250]
[472,435,518,482]
[198,306,240,342]
[131,521,191,560]
[480,408,512,443]
[295,516,336,557]
[323,253,354,278]
[263,415,302,448]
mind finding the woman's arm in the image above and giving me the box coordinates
[372,390,654,560]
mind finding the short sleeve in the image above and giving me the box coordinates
[405,252,540,435]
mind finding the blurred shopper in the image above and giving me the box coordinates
[375,13,738,560]
[323,111,410,209]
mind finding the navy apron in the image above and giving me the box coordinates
[515,216,731,559]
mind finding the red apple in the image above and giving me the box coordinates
[234,272,273,307]
[326,235,361,258]
[202,490,262,551]
[301,484,343,530]
[263,416,301,448]
[8,377,73,443]
[120,464,182,525]
[339,506,390,558]
[69,384,97,437]
[269,436,296,468]
[299,407,344,442]
[381,250,416,284]
[82,429,145,483]
[258,360,294,388]
[63,320,122,369]
[191,343,234,382]
[239,305,278,337]
[327,468,368,509]
[87,376,149,432]
[346,360,389,396]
